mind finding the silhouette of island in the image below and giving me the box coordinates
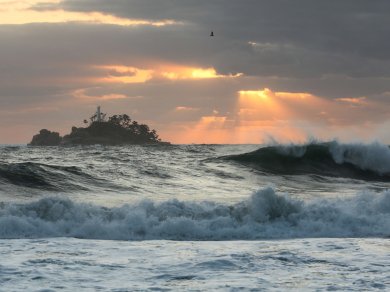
[29,108,169,146]
[29,129,62,146]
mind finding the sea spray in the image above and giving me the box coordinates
[0,187,389,240]
[225,140,390,180]
[328,141,390,174]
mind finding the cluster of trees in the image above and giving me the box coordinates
[106,114,160,142]
[65,113,162,144]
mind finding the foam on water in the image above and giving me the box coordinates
[1,238,389,291]
[328,141,390,174]
[280,140,390,174]
[0,144,389,290]
[1,187,389,240]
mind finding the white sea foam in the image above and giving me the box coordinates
[328,141,390,174]
[0,187,389,240]
[272,140,390,175]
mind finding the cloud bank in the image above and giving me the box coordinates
[1,0,390,143]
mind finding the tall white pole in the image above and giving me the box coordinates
[97,106,101,122]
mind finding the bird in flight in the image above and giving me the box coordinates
[210,31,214,37]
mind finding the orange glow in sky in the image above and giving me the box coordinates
[1,2,390,145]
[94,65,242,84]
[0,0,178,26]
[73,89,130,101]
[238,88,290,120]
[161,67,224,80]
[336,97,367,105]
[164,88,373,144]
[164,88,312,144]
[160,67,227,80]
[95,66,154,84]
[158,64,242,80]
[166,115,236,144]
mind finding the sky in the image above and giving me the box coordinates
[1,0,390,144]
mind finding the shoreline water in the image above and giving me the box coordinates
[1,238,389,291]
[1,143,389,290]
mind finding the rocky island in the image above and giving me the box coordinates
[29,107,169,146]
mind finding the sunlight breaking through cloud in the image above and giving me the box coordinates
[94,65,242,84]
[0,0,178,26]
[73,88,139,101]
[161,67,242,80]
[335,97,367,105]
[95,66,154,84]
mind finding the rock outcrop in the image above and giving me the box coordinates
[29,129,62,146]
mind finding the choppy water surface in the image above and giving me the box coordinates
[0,142,389,290]
[1,238,389,291]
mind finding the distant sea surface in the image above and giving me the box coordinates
[1,143,389,291]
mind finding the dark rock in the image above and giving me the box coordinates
[29,129,62,146]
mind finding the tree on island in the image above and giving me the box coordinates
[29,108,166,146]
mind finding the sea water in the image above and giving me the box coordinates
[0,143,389,291]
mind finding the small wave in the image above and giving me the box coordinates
[0,162,101,191]
[0,187,388,240]
[184,145,216,153]
[1,145,23,151]
[140,166,173,179]
[224,141,390,181]
[195,259,238,270]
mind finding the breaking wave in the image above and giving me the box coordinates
[224,141,390,181]
[0,187,389,240]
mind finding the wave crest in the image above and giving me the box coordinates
[0,187,389,240]
[0,162,106,191]
[224,141,390,181]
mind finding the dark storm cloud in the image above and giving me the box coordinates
[2,0,390,142]
[2,21,390,98]
[6,0,390,83]
[27,0,390,79]
[0,18,388,117]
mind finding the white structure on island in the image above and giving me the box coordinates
[96,106,102,122]
[88,106,106,123]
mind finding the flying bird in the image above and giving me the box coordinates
[210,31,214,37]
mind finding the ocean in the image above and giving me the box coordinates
[0,142,389,291]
